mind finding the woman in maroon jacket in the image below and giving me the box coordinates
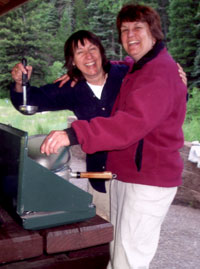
[41,4,187,269]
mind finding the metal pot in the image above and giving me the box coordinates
[28,134,70,173]
[28,134,114,180]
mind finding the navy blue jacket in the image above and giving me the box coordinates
[10,63,129,192]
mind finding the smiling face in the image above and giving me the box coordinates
[120,21,156,62]
[72,39,104,83]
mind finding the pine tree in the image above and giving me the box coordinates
[73,0,88,31]
[86,0,128,60]
[168,0,199,85]
[156,0,169,40]
[140,0,169,40]
[0,0,69,96]
[192,2,200,88]
[49,1,73,63]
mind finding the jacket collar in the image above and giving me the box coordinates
[131,41,165,73]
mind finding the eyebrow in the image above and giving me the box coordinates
[75,44,97,52]
[121,22,142,27]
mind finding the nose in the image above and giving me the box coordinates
[85,51,93,59]
[128,29,134,38]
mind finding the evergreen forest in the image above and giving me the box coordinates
[0,0,200,140]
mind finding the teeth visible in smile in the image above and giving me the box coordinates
[129,41,139,45]
[86,62,95,66]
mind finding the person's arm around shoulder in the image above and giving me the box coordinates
[54,74,77,88]
[177,63,187,86]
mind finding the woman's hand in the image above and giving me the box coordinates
[54,74,77,88]
[40,130,70,156]
[177,63,187,86]
[11,63,32,92]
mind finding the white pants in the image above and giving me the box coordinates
[88,180,110,221]
[107,180,177,269]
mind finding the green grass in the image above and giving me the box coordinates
[0,98,74,136]
[0,98,199,142]
[183,88,200,142]
[183,117,200,142]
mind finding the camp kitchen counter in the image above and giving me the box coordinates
[0,123,113,268]
[0,205,113,268]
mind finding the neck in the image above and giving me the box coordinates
[86,72,107,86]
[131,42,165,73]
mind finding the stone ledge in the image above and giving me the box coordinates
[175,142,200,208]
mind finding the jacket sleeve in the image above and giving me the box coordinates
[10,81,76,113]
[71,74,180,154]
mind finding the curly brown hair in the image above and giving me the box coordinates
[116,4,164,44]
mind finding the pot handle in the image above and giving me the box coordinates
[70,171,116,179]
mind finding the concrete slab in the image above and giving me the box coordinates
[151,205,200,268]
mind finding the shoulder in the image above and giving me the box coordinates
[109,62,129,77]
[153,48,177,69]
[132,48,186,95]
[53,79,88,92]
[142,48,178,78]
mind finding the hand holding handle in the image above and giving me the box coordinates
[22,58,28,86]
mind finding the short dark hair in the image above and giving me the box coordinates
[64,30,108,81]
[116,4,164,43]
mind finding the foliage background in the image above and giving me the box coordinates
[0,0,199,140]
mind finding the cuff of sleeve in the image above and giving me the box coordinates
[65,127,79,146]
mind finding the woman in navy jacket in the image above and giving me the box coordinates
[10,30,131,195]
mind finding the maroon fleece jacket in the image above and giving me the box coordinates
[71,47,187,187]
